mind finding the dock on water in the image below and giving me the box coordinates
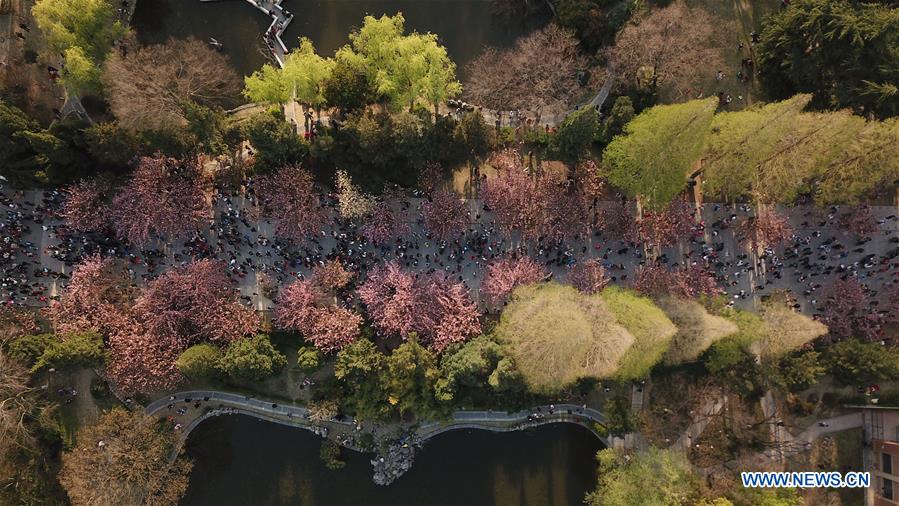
[199,0,293,67]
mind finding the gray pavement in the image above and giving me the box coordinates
[2,187,896,328]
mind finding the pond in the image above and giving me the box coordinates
[181,415,603,506]
[131,0,542,77]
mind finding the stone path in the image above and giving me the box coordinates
[146,390,613,484]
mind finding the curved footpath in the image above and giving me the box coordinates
[147,390,611,484]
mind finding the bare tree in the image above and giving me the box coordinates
[103,37,241,132]
[465,24,586,113]
[607,1,730,102]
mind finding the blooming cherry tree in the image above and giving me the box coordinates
[358,262,481,351]
[567,259,610,294]
[256,165,330,244]
[61,180,110,232]
[481,257,548,308]
[112,155,210,247]
[421,190,468,242]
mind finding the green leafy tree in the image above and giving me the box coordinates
[32,0,126,92]
[703,95,899,204]
[550,107,599,165]
[333,339,388,419]
[61,46,102,93]
[243,109,308,173]
[603,395,635,436]
[756,0,899,118]
[825,340,899,385]
[383,337,441,418]
[597,96,635,145]
[83,122,142,169]
[281,38,335,112]
[776,350,825,392]
[348,14,460,114]
[31,332,104,372]
[453,112,496,165]
[319,439,346,470]
[702,95,811,202]
[435,335,517,402]
[585,447,698,506]
[556,0,608,50]
[6,333,53,365]
[243,63,290,105]
[216,334,287,381]
[0,101,43,183]
[176,344,222,380]
[323,49,376,113]
[603,98,716,209]
[297,345,322,372]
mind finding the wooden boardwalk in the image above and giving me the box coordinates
[201,0,293,67]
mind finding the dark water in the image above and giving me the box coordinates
[131,0,540,77]
[181,415,602,506]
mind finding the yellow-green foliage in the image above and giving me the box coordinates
[600,286,677,380]
[658,297,738,365]
[494,283,634,393]
[759,303,828,358]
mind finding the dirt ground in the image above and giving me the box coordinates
[0,0,69,124]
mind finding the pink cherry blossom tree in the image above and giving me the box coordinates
[275,279,362,353]
[311,260,352,291]
[421,190,469,242]
[482,151,599,242]
[596,198,638,242]
[61,180,110,232]
[276,262,360,352]
[736,207,793,252]
[105,318,184,394]
[481,256,549,309]
[358,262,481,351]
[255,165,330,244]
[133,259,259,347]
[49,255,135,336]
[111,155,210,247]
[567,259,609,294]
[361,202,410,245]
[633,263,721,299]
[837,205,878,238]
[420,273,481,352]
[819,277,882,342]
[637,198,696,250]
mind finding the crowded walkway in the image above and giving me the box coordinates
[0,184,896,322]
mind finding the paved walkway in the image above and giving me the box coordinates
[146,390,614,483]
[671,395,726,452]
[5,186,895,326]
[147,390,610,444]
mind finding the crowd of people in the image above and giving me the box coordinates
[0,181,896,326]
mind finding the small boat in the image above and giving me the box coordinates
[209,38,224,51]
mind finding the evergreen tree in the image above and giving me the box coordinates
[756,0,899,118]
[603,98,716,209]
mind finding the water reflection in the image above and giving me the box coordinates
[182,414,602,506]
[131,0,542,77]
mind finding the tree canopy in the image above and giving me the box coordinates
[603,98,716,209]
[494,282,634,392]
[32,0,127,92]
[244,15,460,113]
[58,407,192,506]
[756,0,899,118]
